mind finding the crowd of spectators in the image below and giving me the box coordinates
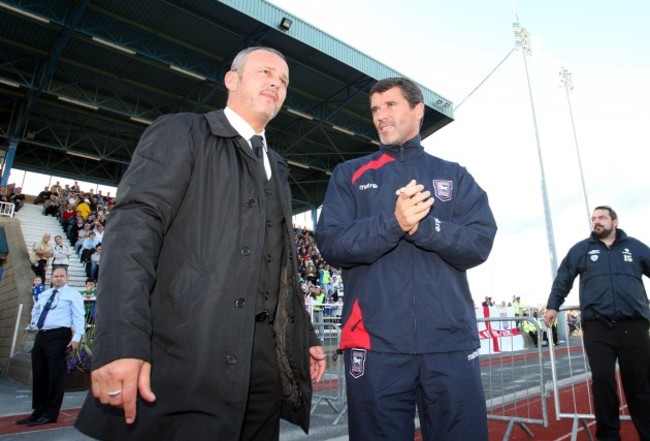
[30,180,115,284]
[19,179,342,322]
[0,183,27,213]
[293,226,344,319]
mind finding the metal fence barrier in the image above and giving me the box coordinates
[0,201,15,217]
[478,316,550,441]
[547,305,632,441]
[309,317,347,425]
[307,311,553,438]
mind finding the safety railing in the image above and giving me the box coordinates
[309,318,347,425]
[547,305,632,441]
[0,201,15,217]
[478,315,550,441]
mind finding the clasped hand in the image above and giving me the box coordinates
[395,179,434,235]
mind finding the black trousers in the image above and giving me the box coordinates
[31,327,72,421]
[31,259,47,284]
[583,319,650,441]
[239,320,282,441]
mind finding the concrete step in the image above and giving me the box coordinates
[15,204,90,289]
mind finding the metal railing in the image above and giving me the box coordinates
[0,201,15,217]
[547,305,633,441]
[478,316,550,441]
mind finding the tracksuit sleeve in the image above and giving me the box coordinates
[316,165,405,268]
[405,168,497,271]
[546,247,579,311]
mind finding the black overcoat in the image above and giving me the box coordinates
[75,110,319,440]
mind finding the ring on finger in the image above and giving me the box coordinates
[107,389,122,398]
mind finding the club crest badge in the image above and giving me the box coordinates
[350,348,367,379]
[589,249,600,262]
[433,180,453,202]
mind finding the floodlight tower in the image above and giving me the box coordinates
[513,22,559,281]
[560,67,591,231]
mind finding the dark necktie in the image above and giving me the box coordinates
[250,135,267,179]
[36,289,58,329]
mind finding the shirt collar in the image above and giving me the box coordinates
[224,107,267,150]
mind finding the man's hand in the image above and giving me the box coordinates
[91,358,156,425]
[395,179,433,234]
[67,340,80,350]
[309,346,326,383]
[544,309,558,328]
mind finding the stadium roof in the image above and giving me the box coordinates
[0,0,453,213]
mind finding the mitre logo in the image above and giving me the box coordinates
[358,182,378,190]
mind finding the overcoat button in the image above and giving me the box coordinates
[246,199,255,207]
[240,247,251,256]
[226,354,237,364]
[235,298,246,308]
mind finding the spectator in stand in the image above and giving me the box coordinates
[319,263,331,294]
[0,186,10,203]
[30,234,53,284]
[81,279,98,324]
[61,184,71,198]
[74,223,92,256]
[93,224,105,243]
[10,187,26,212]
[61,203,76,232]
[31,276,45,303]
[81,279,97,298]
[75,197,92,221]
[79,231,97,264]
[96,213,107,227]
[49,181,61,194]
[311,285,326,341]
[33,186,51,205]
[89,244,102,280]
[304,258,317,283]
[67,214,84,245]
[42,194,59,217]
[51,235,73,272]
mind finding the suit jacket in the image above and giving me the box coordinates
[75,110,318,440]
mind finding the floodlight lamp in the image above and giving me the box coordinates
[280,17,292,31]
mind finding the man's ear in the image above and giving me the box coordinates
[416,102,425,122]
[224,70,238,92]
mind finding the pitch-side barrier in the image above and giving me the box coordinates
[478,316,550,441]
[308,311,553,438]
[547,305,632,441]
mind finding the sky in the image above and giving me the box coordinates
[268,0,650,307]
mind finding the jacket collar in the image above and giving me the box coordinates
[589,228,627,246]
[204,109,240,138]
[379,134,424,161]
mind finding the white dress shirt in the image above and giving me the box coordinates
[224,107,271,179]
[30,284,86,342]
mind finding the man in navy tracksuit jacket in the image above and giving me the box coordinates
[545,206,650,441]
[316,77,497,441]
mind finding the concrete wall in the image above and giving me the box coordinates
[0,217,37,385]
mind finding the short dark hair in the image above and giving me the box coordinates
[369,77,424,109]
[52,267,68,276]
[594,205,617,221]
